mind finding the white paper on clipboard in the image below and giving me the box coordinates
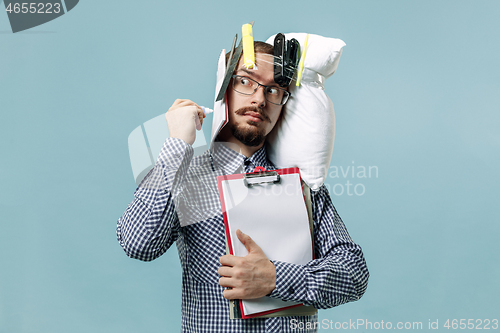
[218,168,313,318]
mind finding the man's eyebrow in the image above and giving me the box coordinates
[235,68,279,86]
[236,68,262,79]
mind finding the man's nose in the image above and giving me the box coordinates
[251,86,267,108]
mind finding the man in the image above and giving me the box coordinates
[117,41,368,332]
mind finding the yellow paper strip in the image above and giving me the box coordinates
[296,33,309,87]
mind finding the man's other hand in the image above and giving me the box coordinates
[165,99,205,145]
[218,229,276,300]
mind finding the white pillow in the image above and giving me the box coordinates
[265,33,345,190]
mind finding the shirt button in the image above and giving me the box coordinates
[287,287,295,294]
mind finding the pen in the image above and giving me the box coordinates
[201,106,214,115]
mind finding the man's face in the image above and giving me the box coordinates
[225,53,284,147]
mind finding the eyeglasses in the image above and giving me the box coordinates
[231,75,290,106]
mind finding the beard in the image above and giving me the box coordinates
[231,122,265,147]
[230,107,270,147]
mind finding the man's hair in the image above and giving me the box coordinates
[225,41,274,66]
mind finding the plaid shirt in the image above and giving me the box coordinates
[117,138,369,333]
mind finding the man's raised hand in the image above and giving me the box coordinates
[165,99,205,145]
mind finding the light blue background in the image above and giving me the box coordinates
[1,1,499,332]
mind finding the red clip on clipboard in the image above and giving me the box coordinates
[217,167,314,319]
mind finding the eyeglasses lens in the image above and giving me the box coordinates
[232,76,289,105]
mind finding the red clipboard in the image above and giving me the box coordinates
[217,167,314,319]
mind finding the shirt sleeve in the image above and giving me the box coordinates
[268,185,369,309]
[116,138,194,261]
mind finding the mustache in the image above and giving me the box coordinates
[235,106,271,123]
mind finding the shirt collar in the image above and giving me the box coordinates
[246,146,273,170]
[211,143,275,174]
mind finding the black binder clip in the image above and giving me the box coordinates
[216,34,243,102]
[243,171,281,188]
[273,33,301,87]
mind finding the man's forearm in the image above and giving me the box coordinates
[269,243,368,308]
[116,138,194,261]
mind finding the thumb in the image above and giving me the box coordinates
[195,106,205,131]
[236,229,260,254]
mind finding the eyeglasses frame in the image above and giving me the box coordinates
[231,75,291,106]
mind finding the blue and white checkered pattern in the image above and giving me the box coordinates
[117,138,369,332]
